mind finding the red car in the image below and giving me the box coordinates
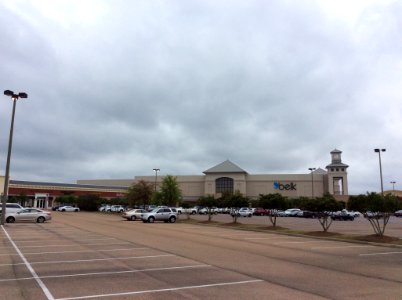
[253,208,268,216]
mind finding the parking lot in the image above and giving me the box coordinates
[0,212,401,299]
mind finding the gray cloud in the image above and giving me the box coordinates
[0,0,401,194]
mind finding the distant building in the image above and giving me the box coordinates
[0,149,349,209]
[79,149,350,202]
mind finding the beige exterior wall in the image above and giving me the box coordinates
[78,172,335,201]
[246,174,326,199]
[0,176,4,196]
[77,150,349,201]
[77,179,135,187]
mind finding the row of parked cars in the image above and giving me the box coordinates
[116,204,402,224]
[0,203,52,223]
[122,207,178,223]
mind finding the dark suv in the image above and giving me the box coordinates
[141,208,177,223]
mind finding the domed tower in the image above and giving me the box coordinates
[325,149,349,196]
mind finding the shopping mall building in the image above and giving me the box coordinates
[79,149,350,202]
[1,149,350,209]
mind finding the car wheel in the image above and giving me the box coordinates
[62,209,66,212]
[74,209,79,212]
[148,217,155,223]
[169,216,176,223]
[37,216,45,223]
[6,216,15,223]
[130,215,136,221]
[191,211,196,215]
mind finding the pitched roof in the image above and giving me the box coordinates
[203,160,247,174]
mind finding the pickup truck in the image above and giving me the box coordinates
[183,207,198,215]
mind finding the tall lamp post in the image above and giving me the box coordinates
[308,168,316,198]
[1,90,28,225]
[152,168,160,192]
[390,181,396,191]
[374,148,386,196]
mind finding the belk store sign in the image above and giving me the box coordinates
[274,181,297,191]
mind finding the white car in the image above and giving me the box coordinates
[231,207,253,217]
[0,203,24,214]
[284,208,301,217]
[57,206,80,212]
[122,209,146,221]
[110,205,125,212]
[6,208,51,223]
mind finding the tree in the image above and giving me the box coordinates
[226,191,249,223]
[158,175,182,206]
[198,195,218,221]
[76,194,102,211]
[55,195,78,206]
[301,193,343,232]
[127,180,154,208]
[348,192,401,236]
[14,193,29,207]
[258,193,288,227]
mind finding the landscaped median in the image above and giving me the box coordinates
[177,217,402,247]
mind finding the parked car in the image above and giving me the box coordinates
[5,208,51,223]
[341,209,361,217]
[122,209,146,221]
[231,207,253,218]
[141,208,177,223]
[57,206,80,212]
[199,207,217,215]
[99,205,111,212]
[297,210,317,218]
[183,207,198,215]
[284,208,301,217]
[274,210,286,217]
[253,208,268,216]
[331,211,354,221]
[0,203,24,214]
[394,210,402,217]
[111,205,126,212]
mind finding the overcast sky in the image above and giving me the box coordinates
[0,0,401,194]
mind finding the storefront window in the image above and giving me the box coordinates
[216,177,234,193]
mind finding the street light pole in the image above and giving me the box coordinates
[390,181,396,191]
[152,168,160,192]
[308,168,316,198]
[1,90,28,225]
[374,148,386,197]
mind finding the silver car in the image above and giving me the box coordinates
[5,208,52,223]
[141,208,177,223]
[122,209,146,221]
[57,206,80,212]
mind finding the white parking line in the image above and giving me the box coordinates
[0,242,131,249]
[0,247,149,256]
[1,225,55,300]
[0,264,211,282]
[0,254,174,267]
[55,279,264,300]
[274,241,316,245]
[220,233,274,237]
[244,236,299,240]
[359,251,402,256]
[312,245,374,250]
[13,238,117,243]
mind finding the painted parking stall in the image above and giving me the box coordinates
[0,223,265,300]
